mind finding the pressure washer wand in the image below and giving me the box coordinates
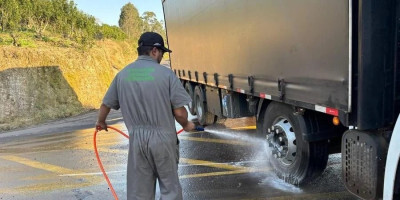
[177,126,204,134]
[196,126,205,131]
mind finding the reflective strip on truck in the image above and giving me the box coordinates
[315,105,339,116]
[236,88,245,94]
[259,93,272,100]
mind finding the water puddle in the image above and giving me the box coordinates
[260,174,303,194]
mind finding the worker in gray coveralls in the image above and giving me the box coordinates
[96,32,195,200]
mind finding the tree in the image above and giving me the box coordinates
[51,0,70,37]
[142,11,164,33]
[31,0,54,37]
[0,0,21,32]
[17,0,34,30]
[0,0,156,48]
[66,0,79,38]
[118,3,142,39]
[0,0,22,46]
[141,11,166,43]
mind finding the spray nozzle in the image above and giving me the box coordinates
[195,126,205,131]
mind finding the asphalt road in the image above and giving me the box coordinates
[0,110,359,200]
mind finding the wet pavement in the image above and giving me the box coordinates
[0,110,359,200]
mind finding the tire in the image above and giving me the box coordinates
[184,82,196,115]
[194,86,216,125]
[215,117,227,124]
[260,102,328,184]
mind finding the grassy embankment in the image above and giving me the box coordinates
[0,32,137,131]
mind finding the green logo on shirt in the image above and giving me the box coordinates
[125,67,155,81]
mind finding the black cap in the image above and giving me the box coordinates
[138,32,172,53]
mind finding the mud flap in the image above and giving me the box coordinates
[342,130,389,200]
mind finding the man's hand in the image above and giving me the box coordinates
[96,121,108,131]
[183,121,195,132]
[96,104,111,131]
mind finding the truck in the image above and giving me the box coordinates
[384,115,400,200]
[162,0,400,199]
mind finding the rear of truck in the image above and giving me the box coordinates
[162,0,400,199]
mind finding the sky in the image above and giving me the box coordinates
[73,0,165,26]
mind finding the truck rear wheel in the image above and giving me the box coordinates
[261,102,328,184]
[185,82,196,115]
[194,86,216,125]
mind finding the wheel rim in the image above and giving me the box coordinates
[266,118,297,165]
[196,95,203,119]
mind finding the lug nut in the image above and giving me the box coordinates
[278,152,282,157]
[271,126,275,131]
[274,154,278,158]
[279,137,283,142]
[268,128,271,133]
[279,146,283,151]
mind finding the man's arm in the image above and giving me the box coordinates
[96,103,111,131]
[173,107,195,132]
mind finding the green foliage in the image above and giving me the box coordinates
[98,24,127,40]
[0,0,100,46]
[18,38,36,47]
[0,0,22,31]
[0,0,166,48]
[142,12,162,32]
[0,34,12,45]
[141,11,166,41]
[119,3,142,39]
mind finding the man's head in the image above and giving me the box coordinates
[137,32,172,63]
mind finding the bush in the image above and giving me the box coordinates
[19,39,37,47]
[99,24,127,41]
[0,34,13,45]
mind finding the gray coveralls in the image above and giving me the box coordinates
[102,55,191,200]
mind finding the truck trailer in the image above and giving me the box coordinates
[162,0,400,199]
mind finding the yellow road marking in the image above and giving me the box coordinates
[0,181,99,194]
[78,145,128,154]
[180,158,248,171]
[179,170,247,179]
[83,147,249,173]
[0,155,102,193]
[84,144,265,180]
[1,128,125,148]
[178,136,248,146]
[76,146,267,180]
[179,167,270,179]
[94,147,127,154]
[230,126,257,130]
[0,188,13,194]
[0,155,83,174]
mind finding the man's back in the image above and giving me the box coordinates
[103,55,190,134]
